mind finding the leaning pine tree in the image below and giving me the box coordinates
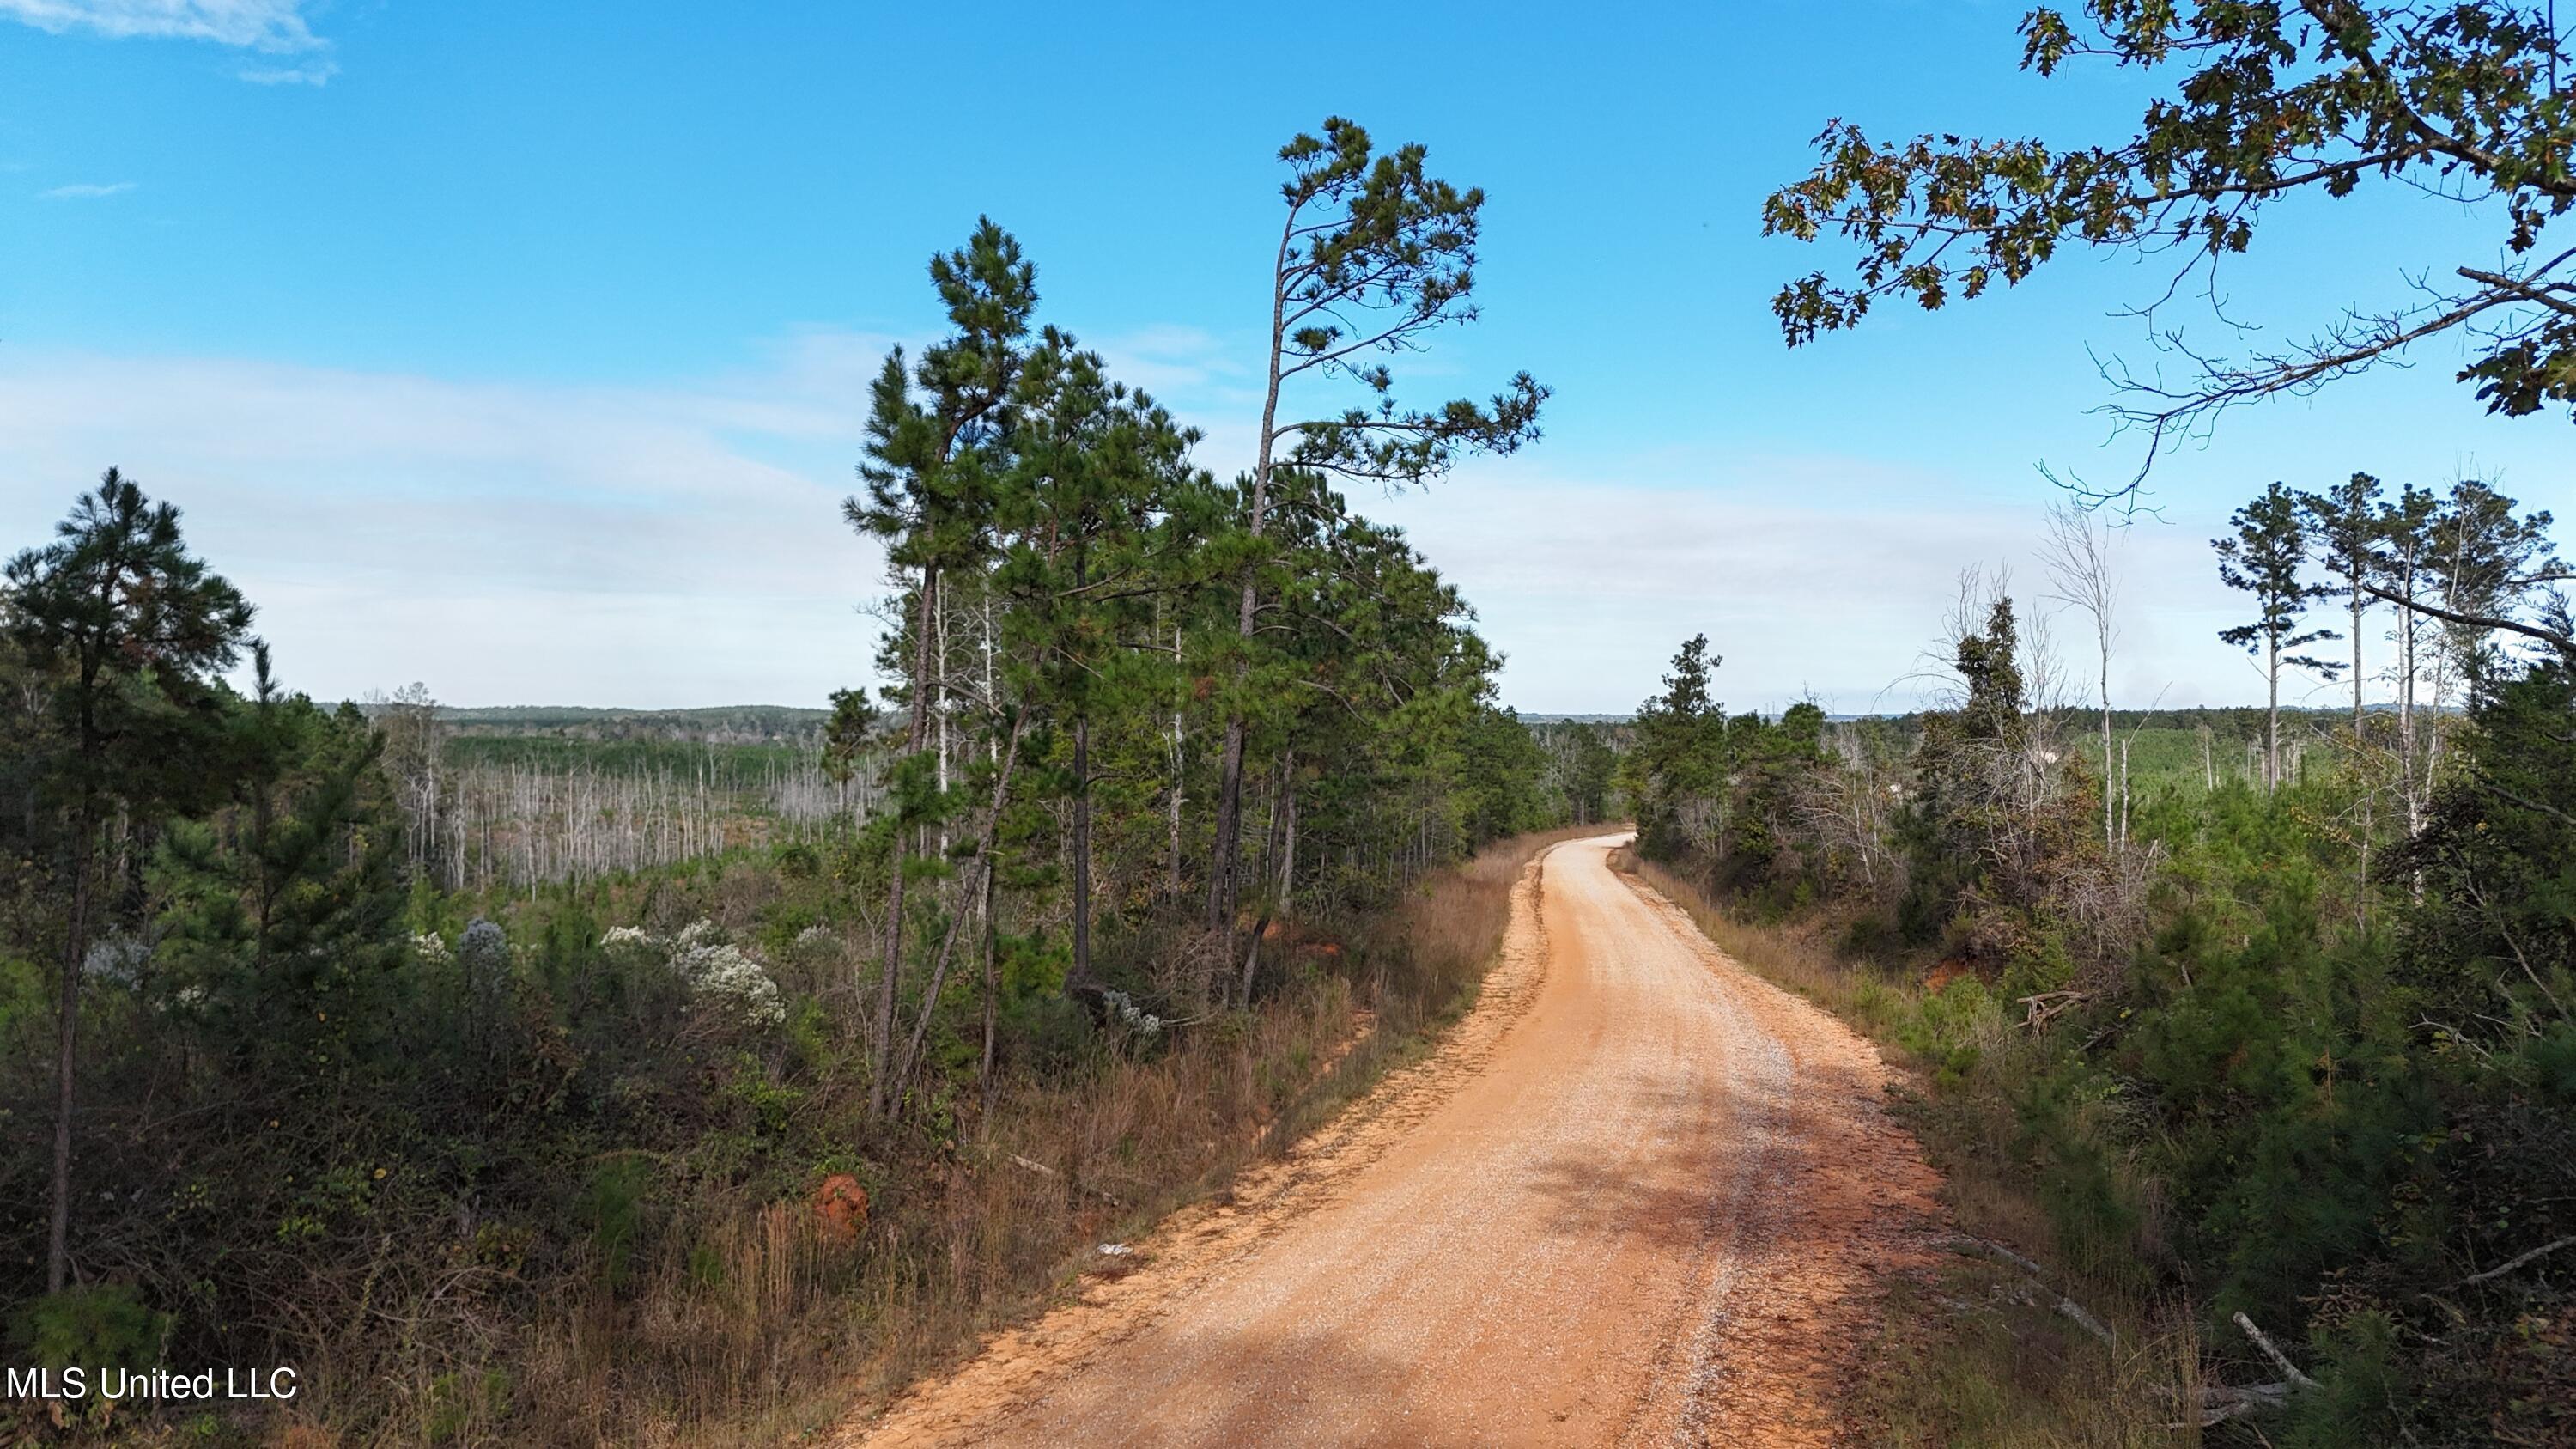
[1207,117,1549,959]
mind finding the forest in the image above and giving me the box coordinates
[1614,469,2573,1443]
[0,122,1582,1442]
[8,0,2576,1442]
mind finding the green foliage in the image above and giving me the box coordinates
[1764,0,2576,482]
[1636,496,2572,1437]
[578,1156,653,1290]
[2215,482,2340,682]
[1265,117,1549,490]
[0,129,1581,1443]
[1622,634,1728,859]
[9,1283,168,1375]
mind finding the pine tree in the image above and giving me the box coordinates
[1624,635,1728,858]
[845,222,1034,1119]
[1207,118,1548,953]
[2215,482,2339,791]
[2372,484,2445,833]
[993,330,1210,1002]
[6,469,252,1293]
[2300,472,2386,735]
[153,644,404,1074]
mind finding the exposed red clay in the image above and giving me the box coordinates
[837,834,1945,1447]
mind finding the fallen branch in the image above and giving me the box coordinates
[2018,989,2090,1030]
[1940,1234,2115,1346]
[2455,1234,2576,1288]
[2163,1379,2295,1429]
[1006,1152,1126,1207]
[2233,1312,2321,1392]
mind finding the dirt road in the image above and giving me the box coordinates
[844,834,1944,1446]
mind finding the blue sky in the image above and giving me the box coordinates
[2,0,2565,714]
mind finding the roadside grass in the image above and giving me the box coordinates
[485,824,1596,1447]
[1613,849,2202,1448]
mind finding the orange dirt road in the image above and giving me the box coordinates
[841,835,1945,1447]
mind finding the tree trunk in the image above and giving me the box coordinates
[2100,705,2113,849]
[893,714,1024,1115]
[2266,635,2281,793]
[1168,624,1185,898]
[1279,752,1297,907]
[978,856,999,1111]
[1070,712,1092,994]
[1207,210,1299,942]
[871,566,939,1121]
[1207,715,1249,938]
[2117,738,2131,851]
[48,807,90,1294]
[936,569,951,856]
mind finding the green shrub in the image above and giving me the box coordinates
[10,1283,169,1377]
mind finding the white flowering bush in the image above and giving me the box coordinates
[82,931,154,987]
[411,932,453,967]
[592,918,784,1028]
[1099,988,1163,1039]
[672,941,786,1027]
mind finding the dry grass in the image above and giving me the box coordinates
[1613,849,2201,1448]
[443,826,1594,1447]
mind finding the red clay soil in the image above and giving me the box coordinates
[835,834,1946,1446]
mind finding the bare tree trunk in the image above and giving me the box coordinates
[2118,738,2132,850]
[2266,636,2281,793]
[892,714,1024,1114]
[979,858,999,1111]
[1208,211,1300,944]
[871,567,939,1121]
[2399,575,2421,834]
[1279,751,1297,908]
[2101,697,2113,849]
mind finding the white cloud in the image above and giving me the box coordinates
[0,0,319,48]
[238,57,332,84]
[38,180,134,198]
[0,333,2347,717]
[4,1,336,84]
[1362,457,2255,716]
[0,336,910,708]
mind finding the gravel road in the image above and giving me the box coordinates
[843,833,1944,1446]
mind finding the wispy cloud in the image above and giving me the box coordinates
[3,1,336,82]
[0,338,907,708]
[38,180,134,198]
[0,0,319,48]
[238,57,334,84]
[0,336,2269,715]
[1361,456,2247,715]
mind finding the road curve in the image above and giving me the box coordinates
[844,834,1944,1447]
